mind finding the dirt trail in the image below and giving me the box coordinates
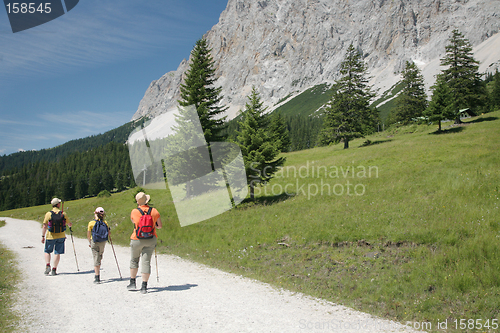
[0,217,421,332]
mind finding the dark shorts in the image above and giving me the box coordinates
[44,238,65,254]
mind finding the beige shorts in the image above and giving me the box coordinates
[130,237,157,274]
[91,240,106,267]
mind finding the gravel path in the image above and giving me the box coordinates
[1,217,421,333]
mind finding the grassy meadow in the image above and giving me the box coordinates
[0,220,21,333]
[2,111,500,332]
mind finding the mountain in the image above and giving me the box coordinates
[132,0,500,121]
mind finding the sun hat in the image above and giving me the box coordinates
[135,192,150,205]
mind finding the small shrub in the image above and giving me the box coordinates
[97,190,111,198]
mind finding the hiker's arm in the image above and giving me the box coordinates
[65,213,72,228]
[105,221,111,235]
[41,223,47,244]
[156,217,162,229]
[87,230,91,247]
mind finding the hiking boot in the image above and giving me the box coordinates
[44,264,51,275]
[94,275,100,284]
[51,268,57,276]
[140,281,147,294]
[126,278,136,290]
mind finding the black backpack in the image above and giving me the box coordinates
[48,211,66,233]
[92,219,109,243]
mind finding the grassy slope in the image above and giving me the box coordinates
[2,111,500,332]
[272,83,333,117]
[0,220,20,333]
[272,81,400,124]
[372,81,405,124]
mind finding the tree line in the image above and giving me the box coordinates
[0,120,142,174]
[0,142,135,210]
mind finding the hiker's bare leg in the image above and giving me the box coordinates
[53,254,61,268]
[44,253,51,265]
[94,265,100,275]
[142,273,150,282]
[130,268,138,279]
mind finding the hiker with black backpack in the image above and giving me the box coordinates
[41,198,72,276]
[87,207,110,284]
[127,191,162,294]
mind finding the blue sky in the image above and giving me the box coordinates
[0,0,229,155]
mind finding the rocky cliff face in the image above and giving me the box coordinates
[132,0,500,120]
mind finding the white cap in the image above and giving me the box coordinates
[95,207,105,214]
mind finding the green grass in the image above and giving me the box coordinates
[2,111,500,332]
[0,220,21,333]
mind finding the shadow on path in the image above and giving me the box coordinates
[148,283,199,293]
[58,270,94,276]
[100,277,124,284]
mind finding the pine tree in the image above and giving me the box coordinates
[439,29,485,123]
[320,44,376,149]
[268,112,291,152]
[75,174,88,199]
[102,171,114,192]
[394,61,428,124]
[179,38,227,143]
[492,69,500,110]
[425,78,455,132]
[115,172,125,192]
[61,173,75,201]
[163,104,212,197]
[88,170,101,197]
[236,87,285,199]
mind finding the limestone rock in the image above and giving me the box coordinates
[132,0,500,121]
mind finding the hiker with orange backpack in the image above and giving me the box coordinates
[127,192,162,294]
[87,207,110,284]
[41,198,72,276]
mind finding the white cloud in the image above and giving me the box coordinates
[0,109,132,154]
[38,110,131,131]
[0,119,24,125]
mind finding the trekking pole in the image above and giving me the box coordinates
[155,247,159,282]
[108,235,122,280]
[69,227,80,271]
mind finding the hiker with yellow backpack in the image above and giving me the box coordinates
[87,207,110,284]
